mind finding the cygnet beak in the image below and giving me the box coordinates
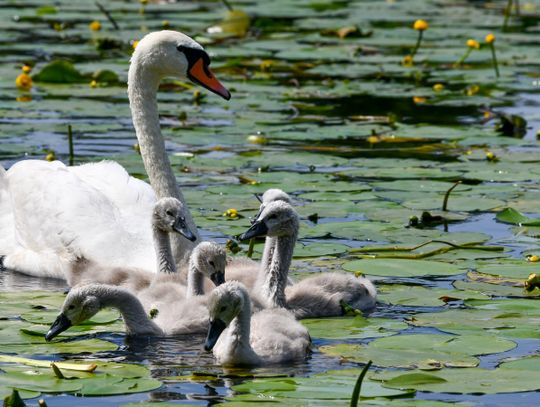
[45,313,72,341]
[210,271,225,286]
[173,218,197,242]
[238,220,268,241]
[204,318,227,351]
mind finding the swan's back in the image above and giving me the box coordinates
[286,272,377,319]
[250,307,311,364]
[4,160,157,277]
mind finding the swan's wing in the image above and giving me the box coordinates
[68,161,156,236]
[286,273,377,317]
[6,160,156,276]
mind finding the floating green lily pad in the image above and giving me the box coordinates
[373,367,540,394]
[320,333,515,368]
[342,259,464,277]
[378,284,488,307]
[302,316,407,340]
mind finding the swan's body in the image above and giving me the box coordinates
[46,242,227,340]
[0,30,230,278]
[240,201,377,318]
[204,281,310,366]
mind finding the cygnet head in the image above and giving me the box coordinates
[130,30,230,100]
[204,281,248,351]
[240,201,299,241]
[252,189,291,224]
[153,197,196,242]
[191,241,227,286]
[45,284,106,341]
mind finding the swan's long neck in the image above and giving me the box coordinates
[152,223,176,274]
[228,295,252,350]
[128,59,199,267]
[259,232,297,308]
[186,261,204,297]
[98,287,162,335]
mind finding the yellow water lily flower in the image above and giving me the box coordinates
[402,55,414,67]
[527,254,539,262]
[413,96,427,104]
[22,65,32,73]
[485,33,496,44]
[132,40,139,50]
[89,20,101,31]
[223,208,239,219]
[413,19,429,31]
[89,80,97,88]
[433,83,444,92]
[467,39,480,49]
[15,73,32,90]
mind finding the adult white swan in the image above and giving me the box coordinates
[0,31,230,279]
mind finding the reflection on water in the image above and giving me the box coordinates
[0,269,67,292]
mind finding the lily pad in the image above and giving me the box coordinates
[232,369,413,400]
[320,333,515,368]
[302,316,407,340]
[378,284,488,307]
[342,259,464,277]
[374,367,540,394]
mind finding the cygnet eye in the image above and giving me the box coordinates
[209,261,215,267]
[68,305,75,310]
[268,214,277,220]
[166,209,174,216]
[220,306,227,312]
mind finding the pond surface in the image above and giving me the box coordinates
[2,0,540,406]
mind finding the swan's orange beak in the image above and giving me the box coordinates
[188,58,231,100]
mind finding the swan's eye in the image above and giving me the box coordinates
[166,210,174,216]
[220,306,227,312]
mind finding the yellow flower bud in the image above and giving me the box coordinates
[465,84,480,96]
[467,39,480,49]
[223,208,239,219]
[15,73,32,90]
[433,83,444,92]
[89,20,101,31]
[46,152,56,162]
[413,96,427,104]
[485,33,495,44]
[22,65,32,73]
[89,80,97,88]
[132,40,139,50]
[413,19,429,31]
[162,20,170,28]
[402,55,414,67]
[527,255,539,262]
[485,151,497,161]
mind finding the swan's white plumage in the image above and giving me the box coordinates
[207,281,310,366]
[2,160,156,278]
[1,30,231,278]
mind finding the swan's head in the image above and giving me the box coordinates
[240,201,299,240]
[191,241,227,286]
[132,30,230,100]
[153,197,197,242]
[252,188,291,224]
[45,284,105,341]
[204,281,248,351]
